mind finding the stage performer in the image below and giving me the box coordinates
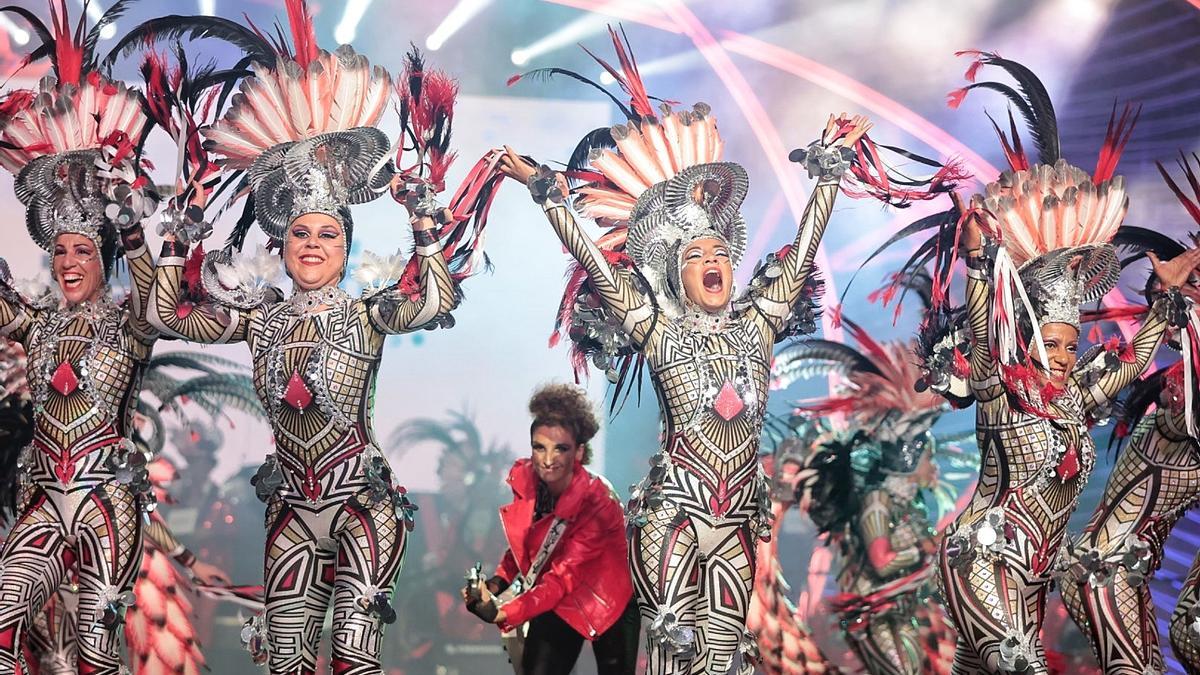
[1058,157,1200,675]
[772,318,955,675]
[135,2,486,670]
[497,26,962,675]
[463,383,639,675]
[0,2,166,672]
[935,53,1200,674]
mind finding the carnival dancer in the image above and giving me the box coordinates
[0,2,167,671]
[135,2,477,671]
[771,319,956,675]
[498,26,963,674]
[1057,156,1200,675]
[935,53,1200,673]
[463,383,639,675]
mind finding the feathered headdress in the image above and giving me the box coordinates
[772,316,947,444]
[949,52,1137,375]
[0,0,156,273]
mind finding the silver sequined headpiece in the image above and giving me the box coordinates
[624,162,749,315]
[1017,244,1119,330]
[248,127,395,241]
[14,150,110,252]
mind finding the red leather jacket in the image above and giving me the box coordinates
[493,459,633,639]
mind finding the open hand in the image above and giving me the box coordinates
[498,146,538,184]
[821,113,872,148]
[1148,246,1200,289]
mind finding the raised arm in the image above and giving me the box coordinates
[963,215,1003,402]
[119,223,159,343]
[498,149,660,349]
[1077,299,1169,412]
[366,209,458,335]
[0,269,35,345]
[1077,247,1200,412]
[749,116,868,337]
[147,237,249,344]
[858,490,923,577]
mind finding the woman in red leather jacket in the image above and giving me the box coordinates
[464,384,639,674]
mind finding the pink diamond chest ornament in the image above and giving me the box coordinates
[282,369,313,411]
[713,380,745,421]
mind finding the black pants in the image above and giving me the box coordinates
[521,600,640,675]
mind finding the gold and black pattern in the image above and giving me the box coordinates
[541,176,840,675]
[1170,549,1200,673]
[1061,405,1200,673]
[937,268,1170,673]
[838,486,931,675]
[0,224,157,674]
[147,237,454,671]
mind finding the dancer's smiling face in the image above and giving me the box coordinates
[680,237,733,313]
[530,424,584,496]
[52,233,104,305]
[1033,322,1078,387]
[284,213,345,291]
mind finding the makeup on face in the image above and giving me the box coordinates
[284,213,346,291]
[530,424,582,495]
[52,233,104,305]
[680,237,733,313]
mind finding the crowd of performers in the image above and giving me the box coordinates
[2,1,1200,674]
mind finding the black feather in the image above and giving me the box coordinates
[83,0,138,70]
[566,127,615,176]
[514,67,634,121]
[840,207,958,304]
[775,340,880,377]
[102,15,274,73]
[224,192,257,251]
[982,55,1059,162]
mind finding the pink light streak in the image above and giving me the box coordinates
[718,32,999,184]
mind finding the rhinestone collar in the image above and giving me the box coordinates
[287,285,351,314]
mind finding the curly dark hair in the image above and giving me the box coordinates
[528,383,600,465]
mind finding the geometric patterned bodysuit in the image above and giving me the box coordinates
[0,226,157,674]
[534,174,839,675]
[1059,402,1200,675]
[146,237,457,675]
[937,263,1169,674]
[839,477,935,675]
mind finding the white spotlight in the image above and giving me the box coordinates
[0,15,29,46]
[599,71,615,85]
[334,0,373,45]
[198,0,216,16]
[509,10,612,66]
[426,0,491,51]
[76,0,116,40]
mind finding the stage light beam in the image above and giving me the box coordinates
[198,0,216,16]
[0,15,30,46]
[75,0,116,40]
[426,0,492,51]
[334,0,374,45]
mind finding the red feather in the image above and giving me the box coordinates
[1157,153,1200,227]
[580,25,654,119]
[284,0,319,68]
[48,0,84,86]
[1093,102,1140,183]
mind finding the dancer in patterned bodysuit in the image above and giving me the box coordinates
[498,30,898,675]
[1173,546,1200,673]
[0,4,164,672]
[935,54,1200,674]
[1059,369,1198,675]
[1059,158,1200,675]
[771,322,955,675]
[138,6,464,671]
